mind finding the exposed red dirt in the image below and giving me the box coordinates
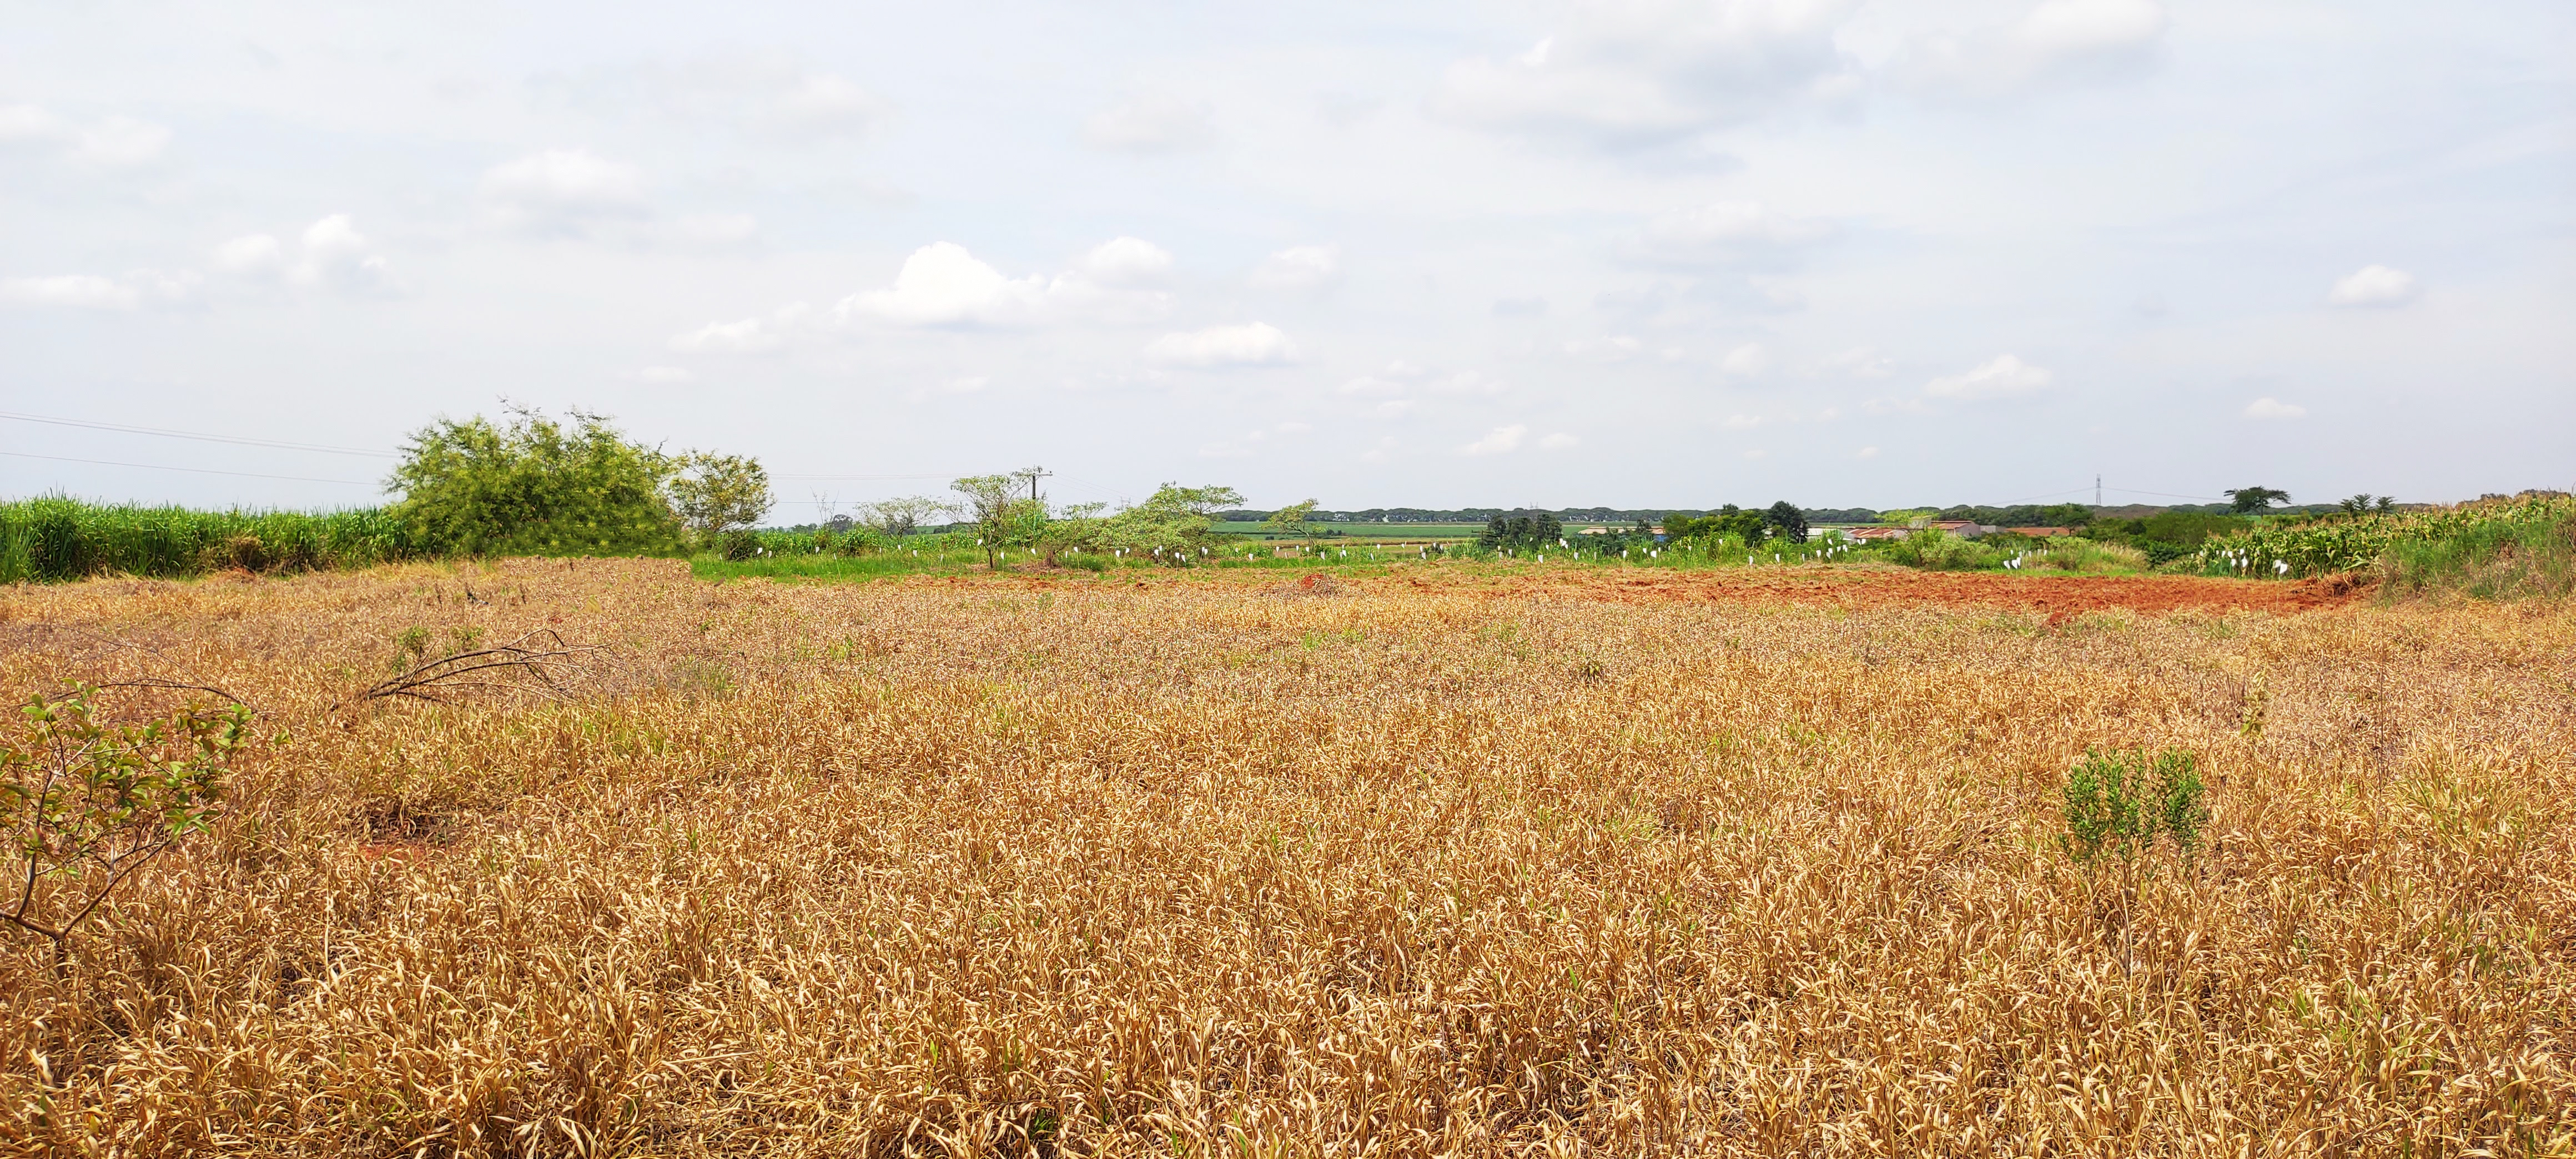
[1397,568,2369,622]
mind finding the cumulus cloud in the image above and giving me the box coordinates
[2327,264,2418,308]
[1143,322,1296,367]
[1896,0,2169,97]
[1631,201,1836,268]
[1458,424,1529,456]
[291,215,400,296]
[1539,432,1581,449]
[1925,354,2051,400]
[212,234,285,276]
[838,241,1175,327]
[1079,237,1175,287]
[670,304,811,353]
[2243,397,2306,420]
[1855,445,1880,458]
[1250,245,1341,291]
[1083,93,1218,153]
[479,149,651,234]
[1428,0,1861,150]
[0,104,171,167]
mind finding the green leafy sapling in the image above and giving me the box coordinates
[2,687,243,961]
[2061,747,2208,864]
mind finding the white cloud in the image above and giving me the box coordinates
[1143,322,1296,367]
[0,104,170,167]
[1722,413,1764,430]
[1458,424,1529,455]
[1897,0,2168,97]
[1079,237,1175,286]
[1083,93,1217,153]
[1720,342,1770,376]
[1925,354,2052,400]
[1819,346,1893,378]
[2327,264,2419,308]
[479,149,651,233]
[841,243,1048,327]
[1,269,199,310]
[1428,0,1861,150]
[671,303,809,352]
[1539,432,1580,449]
[212,234,285,276]
[1855,445,1880,458]
[1632,201,1836,267]
[2243,397,2306,420]
[2,274,138,309]
[838,241,1173,327]
[291,215,399,296]
[1250,245,1341,291]
[944,376,989,394]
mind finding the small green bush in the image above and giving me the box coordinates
[719,530,761,561]
[1880,530,1996,571]
[2060,747,2208,863]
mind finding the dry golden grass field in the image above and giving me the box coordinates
[3,559,2572,1156]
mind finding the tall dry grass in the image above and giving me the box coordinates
[1,560,2570,1156]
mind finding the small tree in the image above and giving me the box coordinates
[1265,499,1320,553]
[3,688,244,964]
[667,453,773,543]
[1763,501,1809,545]
[953,475,1045,568]
[858,496,958,538]
[2225,486,2292,515]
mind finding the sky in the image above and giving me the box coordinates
[3,0,2569,517]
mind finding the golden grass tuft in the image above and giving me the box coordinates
[2,559,2570,1155]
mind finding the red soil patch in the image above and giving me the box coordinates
[1401,568,2368,623]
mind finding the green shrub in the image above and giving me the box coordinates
[2061,747,2208,863]
[719,530,761,561]
[1879,530,1996,571]
[389,408,686,557]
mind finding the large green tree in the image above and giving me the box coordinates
[388,408,686,556]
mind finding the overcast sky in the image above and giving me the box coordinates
[3,0,2569,515]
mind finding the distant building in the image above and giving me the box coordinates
[1850,526,1910,541]
[2012,526,2080,537]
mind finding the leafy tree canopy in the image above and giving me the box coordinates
[2225,486,2293,514]
[389,407,687,556]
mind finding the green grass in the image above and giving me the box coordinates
[0,497,428,583]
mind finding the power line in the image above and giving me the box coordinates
[0,409,399,457]
[0,449,378,485]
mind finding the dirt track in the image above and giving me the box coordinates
[1381,567,2369,622]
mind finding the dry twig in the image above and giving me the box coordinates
[335,628,598,710]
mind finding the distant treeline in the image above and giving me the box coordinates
[1215,502,2364,526]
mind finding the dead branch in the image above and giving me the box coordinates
[335,629,601,711]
